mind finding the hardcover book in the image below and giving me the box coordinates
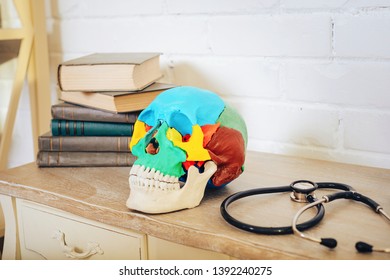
[51,102,140,123]
[59,82,176,113]
[38,132,132,152]
[36,151,136,167]
[51,119,134,136]
[57,52,162,91]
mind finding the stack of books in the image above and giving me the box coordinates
[36,52,175,167]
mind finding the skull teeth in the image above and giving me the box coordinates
[130,165,181,191]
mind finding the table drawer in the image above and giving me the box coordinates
[16,199,146,260]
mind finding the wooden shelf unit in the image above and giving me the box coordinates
[0,0,51,170]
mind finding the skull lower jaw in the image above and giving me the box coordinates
[127,161,217,214]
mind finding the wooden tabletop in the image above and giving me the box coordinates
[0,152,389,259]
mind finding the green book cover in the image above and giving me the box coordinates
[51,119,134,136]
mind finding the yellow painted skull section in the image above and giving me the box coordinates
[130,120,211,161]
[167,125,211,161]
[129,120,148,150]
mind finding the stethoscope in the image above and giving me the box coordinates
[292,185,390,253]
[220,180,390,253]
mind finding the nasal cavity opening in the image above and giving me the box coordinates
[146,137,159,155]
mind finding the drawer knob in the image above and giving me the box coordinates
[53,230,104,259]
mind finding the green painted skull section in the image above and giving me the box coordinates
[131,122,187,178]
[216,104,248,148]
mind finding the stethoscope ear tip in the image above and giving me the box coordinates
[355,241,373,253]
[320,238,337,249]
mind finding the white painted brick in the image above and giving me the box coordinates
[209,15,332,56]
[16,81,32,111]
[0,80,12,108]
[0,58,17,79]
[45,0,82,19]
[281,0,349,9]
[281,0,390,9]
[283,61,390,108]
[231,99,339,148]
[80,0,164,17]
[7,112,35,169]
[54,17,210,53]
[46,0,164,19]
[46,21,62,53]
[167,0,279,14]
[54,19,117,53]
[247,139,390,169]
[334,14,390,58]
[344,110,390,154]
[164,56,281,99]
[6,86,35,168]
[0,0,21,27]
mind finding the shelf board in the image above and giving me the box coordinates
[0,28,27,40]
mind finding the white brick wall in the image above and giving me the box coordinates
[2,0,390,169]
[209,15,332,57]
[334,13,390,58]
[283,61,390,108]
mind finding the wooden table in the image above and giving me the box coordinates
[0,152,389,259]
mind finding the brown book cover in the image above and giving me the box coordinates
[59,82,177,113]
[58,52,162,91]
[38,132,131,152]
[51,102,140,123]
[36,151,136,167]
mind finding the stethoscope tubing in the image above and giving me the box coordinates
[220,182,354,235]
[221,185,323,234]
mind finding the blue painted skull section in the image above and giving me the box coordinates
[138,86,225,136]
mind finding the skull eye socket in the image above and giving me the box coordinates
[145,137,159,155]
[144,121,162,155]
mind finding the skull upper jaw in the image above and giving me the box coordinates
[127,161,217,214]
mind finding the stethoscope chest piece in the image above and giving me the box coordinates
[290,180,318,203]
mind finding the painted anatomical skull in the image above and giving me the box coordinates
[127,86,247,213]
